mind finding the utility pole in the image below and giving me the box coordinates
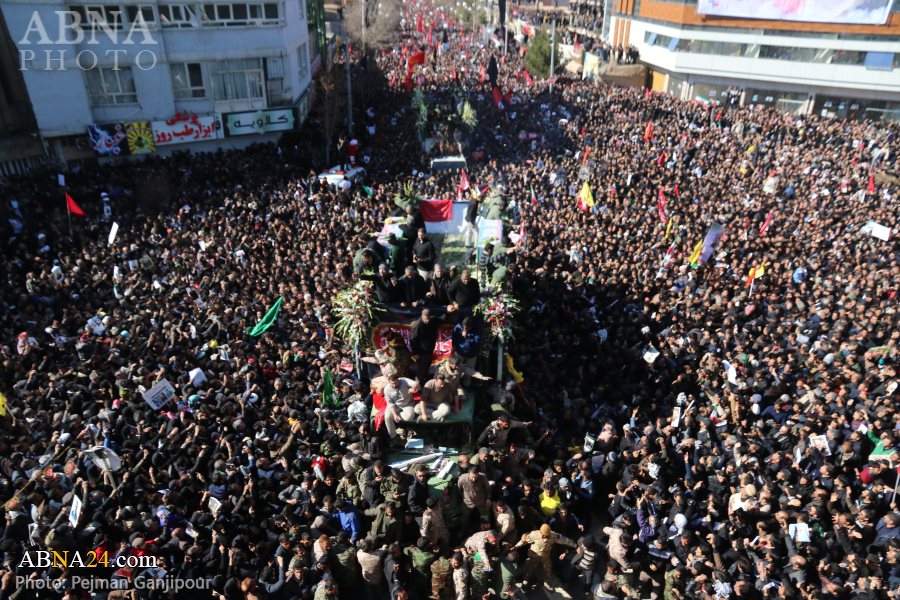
[345,43,353,136]
[549,16,556,92]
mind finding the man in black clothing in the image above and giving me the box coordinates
[426,263,451,306]
[412,228,436,280]
[407,465,430,516]
[363,263,398,304]
[398,266,427,308]
[447,268,481,312]
[464,196,480,249]
[409,308,445,384]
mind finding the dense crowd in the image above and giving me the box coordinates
[0,7,899,600]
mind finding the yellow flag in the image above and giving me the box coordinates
[577,181,594,211]
[664,217,674,241]
[755,262,765,278]
[0,392,7,417]
[687,240,703,266]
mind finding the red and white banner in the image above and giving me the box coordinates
[420,199,468,234]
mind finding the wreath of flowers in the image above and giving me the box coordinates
[472,292,521,343]
[332,280,385,348]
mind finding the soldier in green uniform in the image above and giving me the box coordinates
[365,501,401,546]
[328,532,360,596]
[405,536,438,599]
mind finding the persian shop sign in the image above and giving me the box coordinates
[152,112,222,146]
[223,108,295,136]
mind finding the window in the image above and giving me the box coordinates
[200,2,280,26]
[171,62,206,98]
[159,4,198,27]
[864,52,895,71]
[297,42,309,83]
[84,66,138,105]
[71,5,124,30]
[125,5,157,27]
[209,58,265,102]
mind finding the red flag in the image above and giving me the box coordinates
[407,51,425,75]
[673,184,680,197]
[759,212,774,237]
[657,190,668,223]
[419,199,453,222]
[643,122,654,142]
[479,64,485,83]
[457,170,471,200]
[492,88,505,109]
[524,70,533,86]
[867,172,876,192]
[657,151,667,168]
[66,194,86,217]
[582,146,591,165]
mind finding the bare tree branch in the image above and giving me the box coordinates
[343,0,402,49]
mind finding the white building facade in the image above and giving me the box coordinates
[604,0,900,121]
[2,0,313,163]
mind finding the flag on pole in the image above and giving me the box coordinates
[745,262,765,288]
[458,170,471,200]
[530,186,538,206]
[643,122,654,142]
[524,70,533,86]
[323,367,338,409]
[664,217,674,241]
[361,185,374,198]
[66,194,86,217]
[407,51,426,75]
[582,146,591,165]
[479,64,485,83]
[246,297,283,337]
[576,181,594,212]
[759,212,774,236]
[867,172,877,192]
[657,189,668,223]
[687,240,703,267]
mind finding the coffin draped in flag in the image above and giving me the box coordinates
[419,199,468,234]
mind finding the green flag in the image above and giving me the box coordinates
[246,297,283,337]
[322,367,338,408]
[361,185,374,198]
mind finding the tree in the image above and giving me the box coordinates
[343,0,402,49]
[525,30,560,79]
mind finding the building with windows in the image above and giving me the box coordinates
[1,0,314,164]
[607,0,900,120]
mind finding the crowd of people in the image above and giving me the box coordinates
[0,4,899,600]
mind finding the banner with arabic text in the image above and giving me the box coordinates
[152,113,222,146]
[223,108,296,137]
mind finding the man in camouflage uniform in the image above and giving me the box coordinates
[431,550,453,600]
[452,552,470,600]
[514,524,577,588]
